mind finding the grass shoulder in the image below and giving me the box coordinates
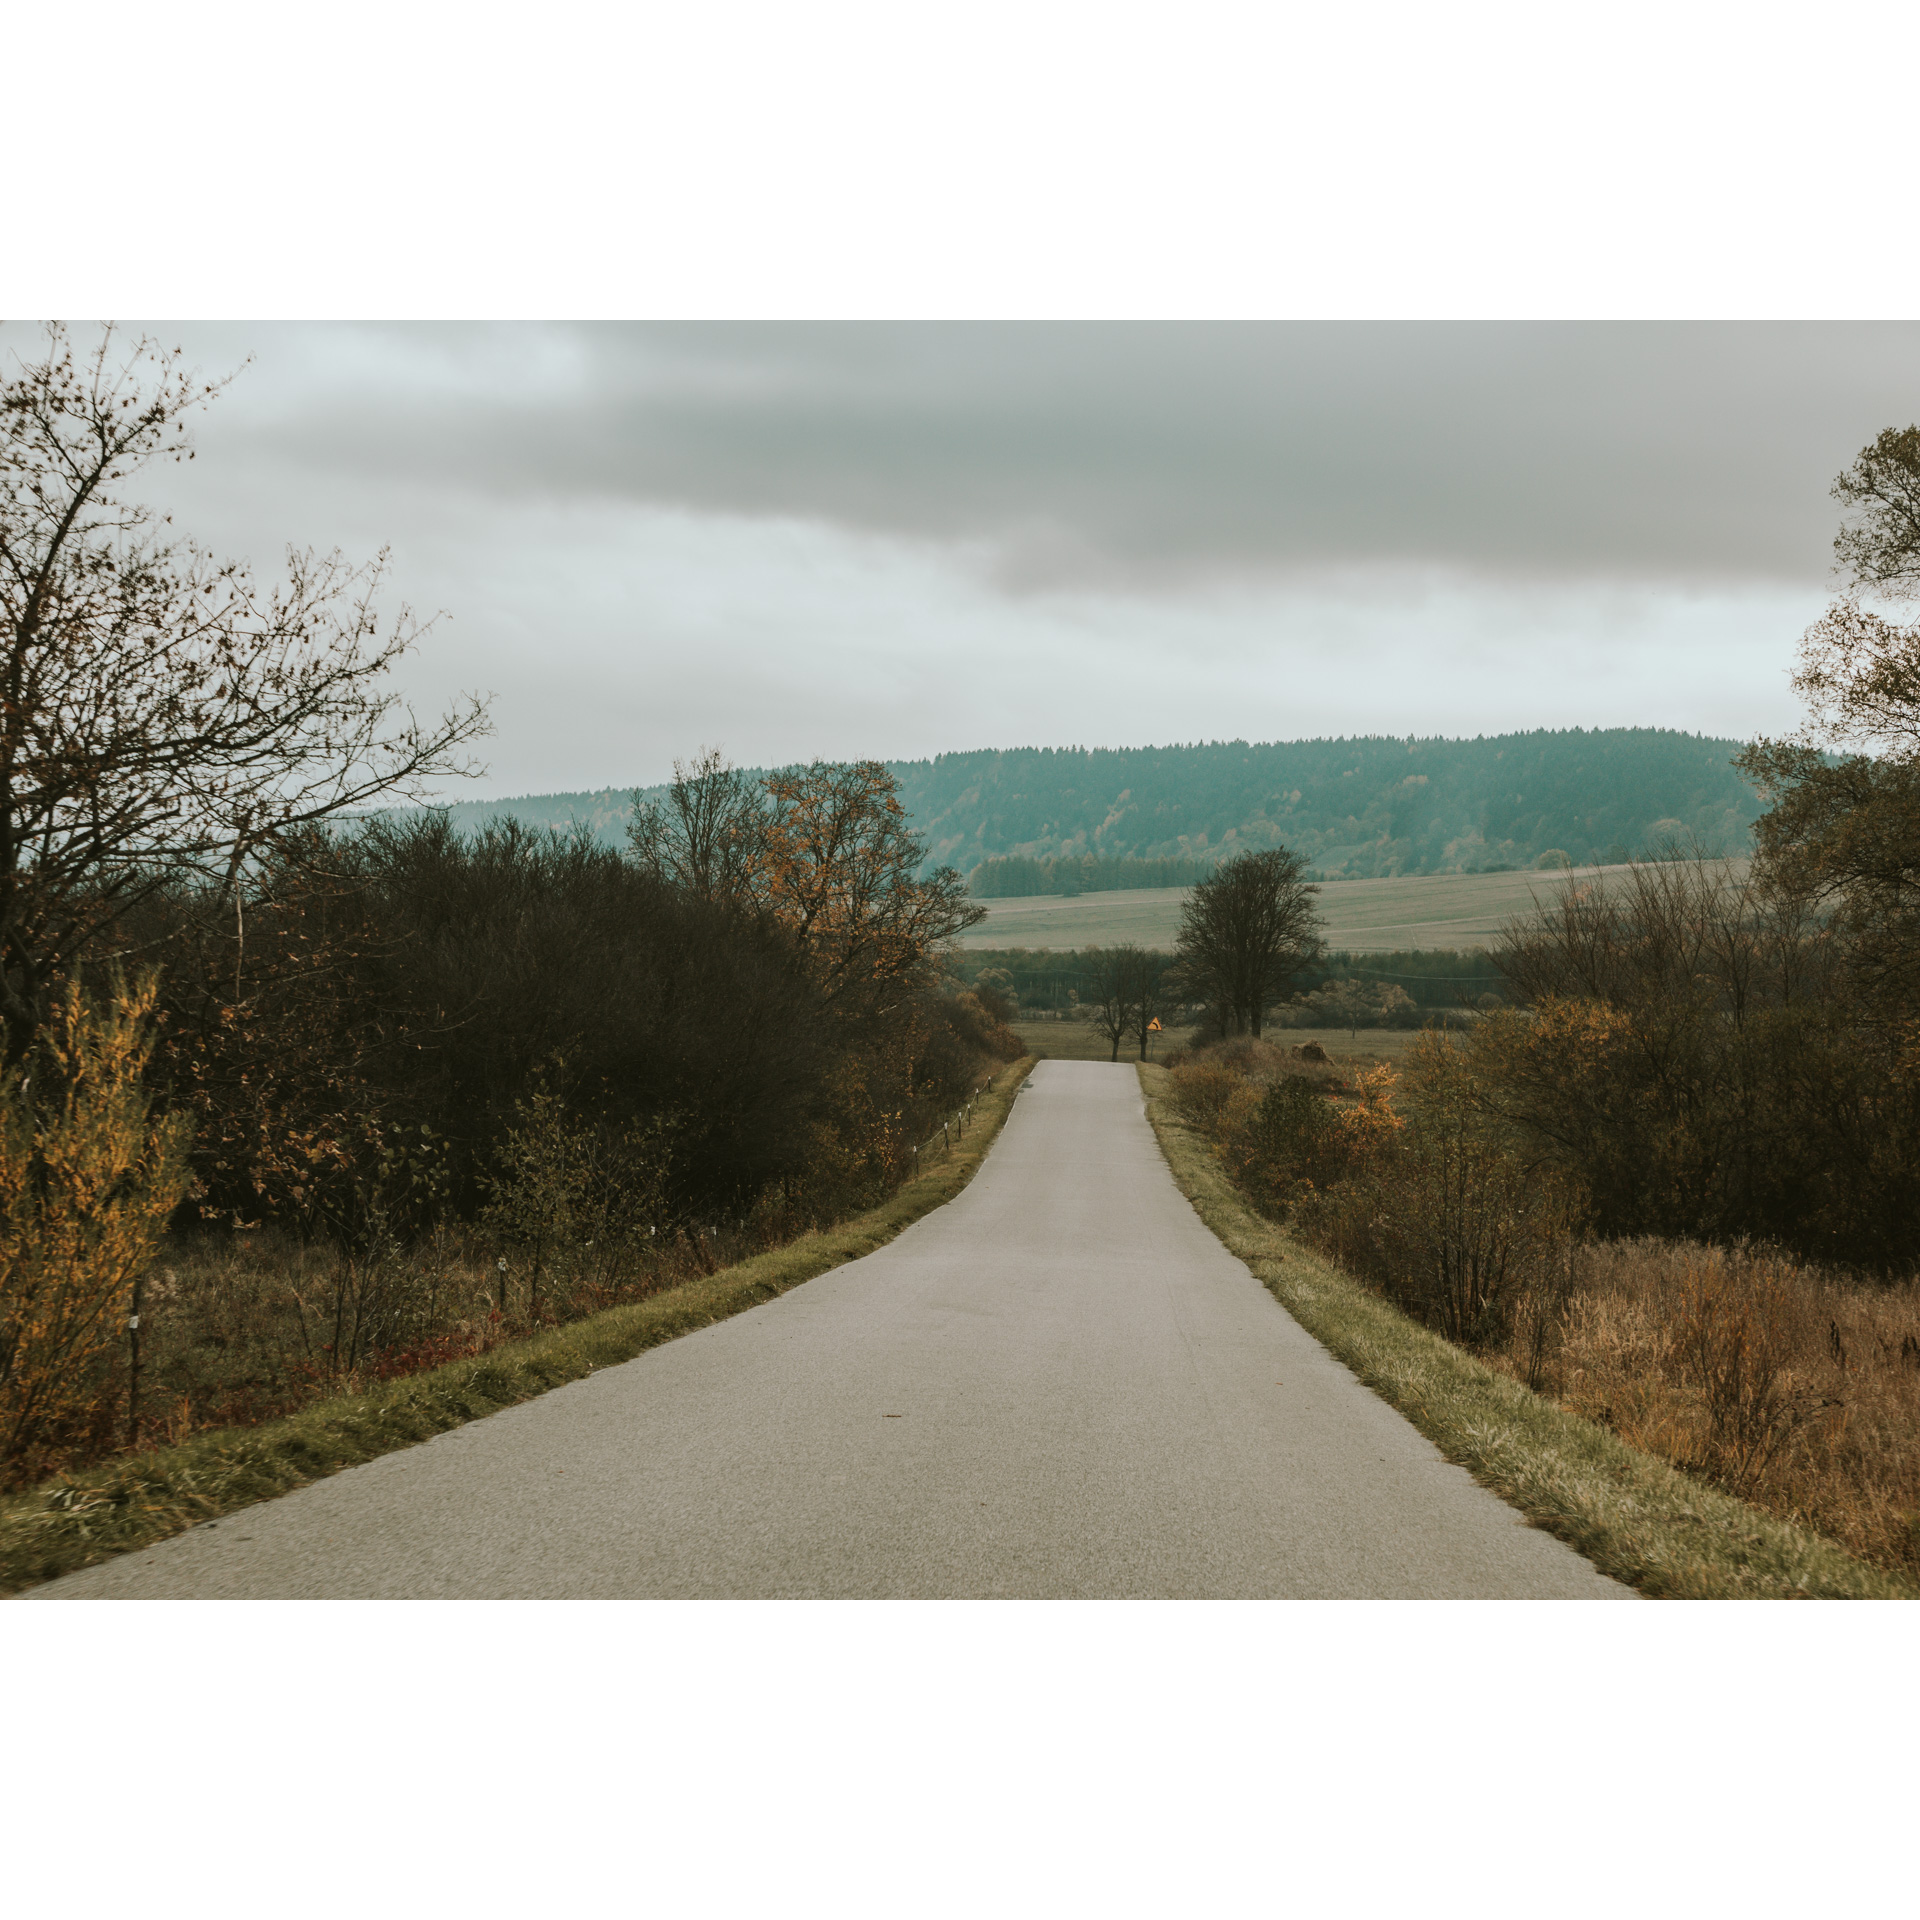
[1136,1060,1914,1600]
[1,1059,1032,1598]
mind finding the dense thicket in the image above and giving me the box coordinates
[3,773,1017,1482]
[1486,858,1919,1269]
[119,803,1013,1243]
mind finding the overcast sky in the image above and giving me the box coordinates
[85,321,1920,798]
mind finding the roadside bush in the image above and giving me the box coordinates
[1224,1068,1396,1219]
[482,1066,679,1323]
[1169,1059,1255,1133]
[0,978,194,1482]
[1205,1035,1308,1081]
[1223,1076,1347,1215]
[1182,1030,1567,1348]
[1285,1040,1570,1346]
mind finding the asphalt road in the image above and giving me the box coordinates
[34,1062,1629,1599]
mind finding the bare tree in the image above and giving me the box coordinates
[1829,425,1920,603]
[1131,947,1170,1058]
[0,323,489,1061]
[1084,945,1173,1060]
[1085,944,1138,1061]
[1737,423,1920,1007]
[1174,849,1322,1037]
[628,746,769,905]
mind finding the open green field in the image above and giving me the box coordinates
[959,859,1746,952]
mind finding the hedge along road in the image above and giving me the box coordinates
[35,1063,1629,1600]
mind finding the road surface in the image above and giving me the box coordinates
[33,1062,1628,1599]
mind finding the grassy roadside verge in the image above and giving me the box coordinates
[2,1058,1033,1598]
[1137,1061,1914,1599]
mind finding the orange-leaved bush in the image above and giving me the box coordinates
[0,976,192,1477]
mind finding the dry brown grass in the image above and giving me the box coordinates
[1494,1239,1920,1581]
[3,1221,734,1490]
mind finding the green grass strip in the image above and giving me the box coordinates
[2,1060,1033,1598]
[1137,1062,1915,1600]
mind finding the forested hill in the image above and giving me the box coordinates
[423,728,1761,882]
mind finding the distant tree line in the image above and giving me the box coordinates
[891,729,1762,881]
[422,728,1766,885]
[1295,949,1509,1012]
[955,943,1507,1018]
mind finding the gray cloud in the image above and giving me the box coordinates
[157,321,1920,591]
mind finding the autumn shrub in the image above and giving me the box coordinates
[0,978,193,1482]
[1291,1040,1572,1347]
[1221,1064,1398,1219]
[1202,1034,1308,1082]
[1169,1058,1256,1133]
[1224,1075,1347,1212]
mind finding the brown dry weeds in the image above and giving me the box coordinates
[1495,1238,1920,1580]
